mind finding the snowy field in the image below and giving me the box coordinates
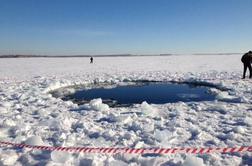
[0,54,252,166]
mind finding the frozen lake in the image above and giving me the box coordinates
[0,54,251,166]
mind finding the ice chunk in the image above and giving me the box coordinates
[140,101,159,118]
[117,115,133,124]
[79,155,106,166]
[233,126,245,134]
[0,102,12,108]
[206,104,227,114]
[134,141,145,148]
[102,129,116,140]
[154,129,177,144]
[216,91,240,102]
[2,119,16,127]
[107,160,128,166]
[142,119,155,133]
[0,128,9,139]
[44,81,69,93]
[0,150,18,165]
[25,136,44,146]
[130,121,142,131]
[140,158,167,166]
[129,119,154,133]
[244,117,252,126]
[51,151,70,163]
[0,107,8,114]
[183,156,205,166]
[123,132,137,142]
[89,98,110,111]
[106,113,118,122]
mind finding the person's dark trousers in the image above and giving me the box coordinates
[243,62,252,79]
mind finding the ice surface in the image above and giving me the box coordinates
[0,54,251,165]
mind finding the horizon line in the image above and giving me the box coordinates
[0,52,243,58]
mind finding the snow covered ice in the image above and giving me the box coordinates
[0,54,252,165]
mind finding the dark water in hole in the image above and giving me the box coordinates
[62,83,216,107]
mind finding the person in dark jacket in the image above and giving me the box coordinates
[90,57,93,64]
[241,51,252,79]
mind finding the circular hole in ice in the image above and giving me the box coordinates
[50,81,224,107]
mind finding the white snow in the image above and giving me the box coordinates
[0,54,251,165]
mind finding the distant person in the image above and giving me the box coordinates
[90,57,93,64]
[241,51,252,79]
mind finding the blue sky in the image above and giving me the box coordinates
[0,0,252,55]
